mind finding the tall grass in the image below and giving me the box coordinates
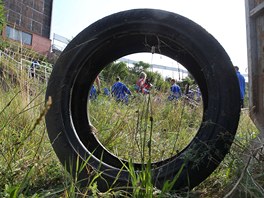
[89,93,202,164]
[0,59,262,197]
[194,109,262,197]
[0,69,68,197]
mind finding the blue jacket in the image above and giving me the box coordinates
[170,84,182,98]
[236,71,246,99]
[89,85,97,99]
[111,81,131,101]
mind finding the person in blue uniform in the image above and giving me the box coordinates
[89,85,97,99]
[111,77,132,104]
[168,79,182,101]
[234,66,246,108]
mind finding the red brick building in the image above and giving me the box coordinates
[2,0,53,55]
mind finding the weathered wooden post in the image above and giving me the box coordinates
[245,0,264,137]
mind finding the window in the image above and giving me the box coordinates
[6,26,32,45]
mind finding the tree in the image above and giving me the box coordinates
[101,61,130,83]
[101,60,171,92]
[132,61,150,74]
[0,0,6,33]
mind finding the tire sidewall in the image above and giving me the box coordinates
[45,9,240,190]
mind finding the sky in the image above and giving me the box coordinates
[51,0,248,78]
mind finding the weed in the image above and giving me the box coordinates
[0,49,261,197]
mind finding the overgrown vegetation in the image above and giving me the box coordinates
[90,94,202,163]
[0,0,5,33]
[0,47,262,197]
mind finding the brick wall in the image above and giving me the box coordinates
[3,0,53,55]
[3,0,53,38]
[32,33,51,55]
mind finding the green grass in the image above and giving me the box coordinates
[0,62,261,197]
[194,110,262,197]
[0,80,68,197]
[89,94,202,164]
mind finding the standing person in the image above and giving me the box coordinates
[111,77,132,104]
[168,79,182,101]
[135,72,147,93]
[234,66,246,108]
[30,59,40,78]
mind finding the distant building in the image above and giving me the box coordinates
[2,0,53,55]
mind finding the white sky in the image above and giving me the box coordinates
[51,0,248,76]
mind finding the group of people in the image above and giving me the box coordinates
[89,71,184,104]
[88,66,247,108]
[90,72,152,104]
[89,65,246,106]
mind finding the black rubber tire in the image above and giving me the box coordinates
[45,9,241,192]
